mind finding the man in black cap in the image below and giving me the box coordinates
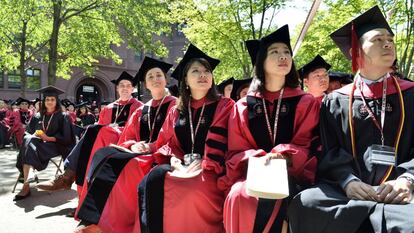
[14,86,76,201]
[299,55,331,102]
[8,98,34,147]
[288,6,414,233]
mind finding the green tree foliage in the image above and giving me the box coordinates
[168,0,286,82]
[295,0,414,79]
[0,0,50,96]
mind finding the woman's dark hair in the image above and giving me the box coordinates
[40,96,62,116]
[77,106,89,116]
[176,58,220,111]
[250,43,300,94]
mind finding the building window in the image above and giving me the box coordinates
[0,71,3,88]
[8,70,21,89]
[7,68,41,89]
[27,68,41,90]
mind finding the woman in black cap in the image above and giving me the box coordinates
[75,102,95,127]
[288,6,414,233]
[221,25,320,233]
[136,44,234,233]
[14,86,76,201]
[75,56,176,232]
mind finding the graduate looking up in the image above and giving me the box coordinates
[288,6,414,233]
[221,24,319,233]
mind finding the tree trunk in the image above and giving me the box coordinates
[48,0,62,85]
[19,20,28,98]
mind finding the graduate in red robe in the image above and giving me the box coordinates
[37,71,142,193]
[220,25,319,233]
[74,57,176,232]
[288,6,414,233]
[9,98,33,147]
[135,44,234,233]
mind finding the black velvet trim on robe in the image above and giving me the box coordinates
[76,147,141,223]
[246,95,301,233]
[139,164,171,233]
[174,101,219,155]
[74,124,104,185]
[111,103,132,127]
[139,101,170,143]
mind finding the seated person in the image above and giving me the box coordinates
[288,6,414,233]
[14,86,76,201]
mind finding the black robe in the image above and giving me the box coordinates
[16,111,75,172]
[288,75,414,233]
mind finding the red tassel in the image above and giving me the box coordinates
[351,22,359,73]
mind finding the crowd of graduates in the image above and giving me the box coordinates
[3,5,414,233]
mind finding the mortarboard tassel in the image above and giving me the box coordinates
[351,22,360,73]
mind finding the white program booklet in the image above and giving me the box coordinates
[246,156,290,199]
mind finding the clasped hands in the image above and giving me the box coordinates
[345,178,413,204]
[130,141,151,154]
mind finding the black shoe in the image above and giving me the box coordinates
[13,190,31,201]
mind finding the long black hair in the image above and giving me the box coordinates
[176,58,220,111]
[250,43,300,94]
[40,96,62,116]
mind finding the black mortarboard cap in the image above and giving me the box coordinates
[171,44,220,81]
[15,97,31,105]
[230,78,252,101]
[259,25,292,52]
[135,56,173,82]
[36,85,65,97]
[61,99,75,108]
[245,40,260,66]
[167,84,179,97]
[329,71,354,84]
[111,71,136,86]
[217,77,234,93]
[330,5,393,61]
[299,55,331,80]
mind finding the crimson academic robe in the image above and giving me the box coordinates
[135,97,234,233]
[71,98,142,187]
[288,75,414,233]
[68,111,76,124]
[74,98,142,200]
[9,109,33,147]
[15,111,76,173]
[75,96,176,232]
[221,88,319,233]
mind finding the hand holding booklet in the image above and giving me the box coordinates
[246,156,289,199]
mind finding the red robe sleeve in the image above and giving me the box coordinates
[152,107,180,164]
[202,97,234,175]
[117,107,143,149]
[98,105,112,125]
[218,94,320,192]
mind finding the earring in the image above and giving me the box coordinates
[186,85,189,90]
